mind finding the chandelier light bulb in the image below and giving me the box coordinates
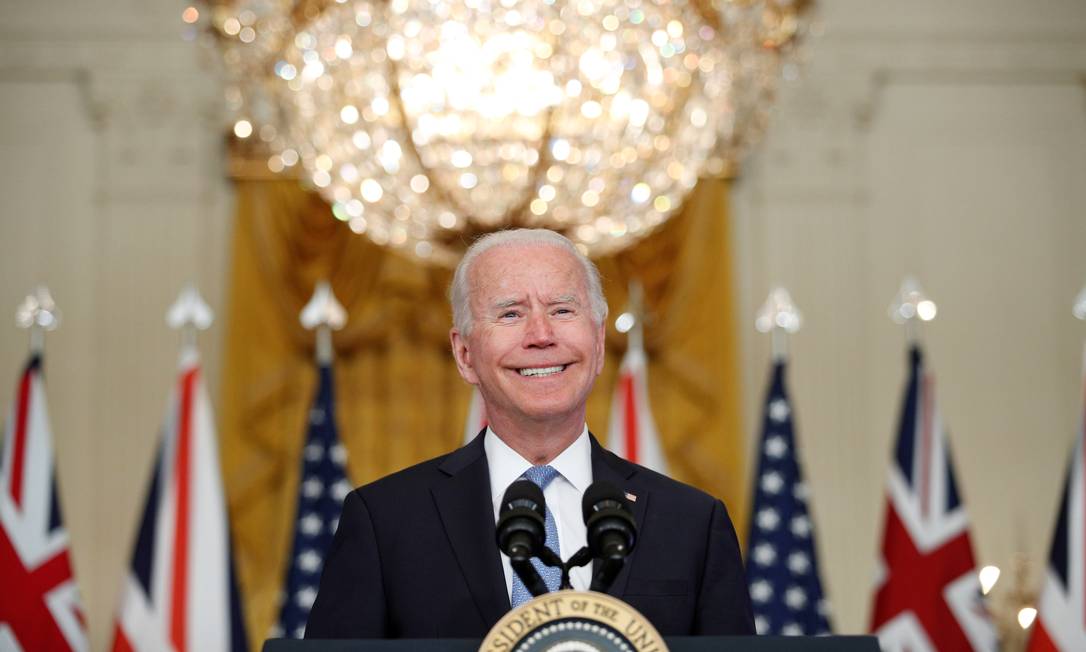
[209,0,810,264]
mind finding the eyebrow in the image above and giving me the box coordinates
[491,298,523,311]
[488,295,582,311]
[549,294,581,306]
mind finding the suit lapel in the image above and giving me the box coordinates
[589,435,647,600]
[431,434,510,628]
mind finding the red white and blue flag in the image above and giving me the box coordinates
[0,355,88,651]
[1025,346,1086,651]
[606,339,668,474]
[276,364,352,639]
[463,387,488,444]
[871,346,995,651]
[110,346,247,652]
[745,360,832,635]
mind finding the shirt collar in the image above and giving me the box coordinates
[485,424,592,503]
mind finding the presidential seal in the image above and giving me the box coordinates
[479,591,668,652]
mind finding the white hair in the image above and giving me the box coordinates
[449,229,608,335]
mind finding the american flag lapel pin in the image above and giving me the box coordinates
[624,491,637,503]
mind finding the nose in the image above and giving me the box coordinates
[523,311,555,348]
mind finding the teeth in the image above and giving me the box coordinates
[518,365,565,377]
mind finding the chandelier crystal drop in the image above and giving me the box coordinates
[206,0,810,265]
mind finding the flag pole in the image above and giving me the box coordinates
[1074,283,1086,366]
[615,280,646,352]
[300,281,347,365]
[888,276,937,345]
[755,287,802,362]
[166,283,213,352]
[15,285,60,356]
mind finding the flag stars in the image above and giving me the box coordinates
[754,616,769,635]
[750,579,773,603]
[761,471,784,494]
[302,477,324,499]
[304,443,325,462]
[790,514,811,538]
[332,478,352,502]
[765,435,788,459]
[298,549,322,573]
[757,507,781,531]
[330,442,347,465]
[300,513,323,536]
[787,551,811,575]
[752,542,777,566]
[781,622,803,636]
[309,407,326,425]
[784,586,808,610]
[793,482,809,501]
[768,398,790,423]
[295,585,318,609]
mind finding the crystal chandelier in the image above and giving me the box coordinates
[203,0,810,265]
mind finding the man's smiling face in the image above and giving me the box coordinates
[451,242,605,433]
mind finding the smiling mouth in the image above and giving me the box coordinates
[517,365,567,377]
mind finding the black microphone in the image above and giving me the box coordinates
[496,480,550,598]
[497,480,546,560]
[582,482,637,560]
[582,482,637,593]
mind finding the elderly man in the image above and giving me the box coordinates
[305,229,754,639]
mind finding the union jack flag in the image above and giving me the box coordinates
[1025,346,1086,651]
[871,346,995,651]
[0,355,88,651]
[110,346,247,652]
[606,335,668,474]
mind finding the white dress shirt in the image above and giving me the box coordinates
[485,426,593,601]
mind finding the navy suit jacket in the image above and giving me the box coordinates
[305,433,754,638]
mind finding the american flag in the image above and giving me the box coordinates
[606,337,668,474]
[871,346,995,651]
[745,360,831,635]
[1025,346,1086,651]
[110,346,248,652]
[0,355,88,651]
[278,364,352,639]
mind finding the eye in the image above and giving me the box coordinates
[499,310,520,319]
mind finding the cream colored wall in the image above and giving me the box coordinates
[0,4,232,649]
[731,0,1086,638]
[1,0,1085,649]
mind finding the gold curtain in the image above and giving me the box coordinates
[219,178,747,646]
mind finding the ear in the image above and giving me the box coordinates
[593,319,606,376]
[450,328,480,385]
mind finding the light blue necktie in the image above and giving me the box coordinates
[510,465,562,607]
